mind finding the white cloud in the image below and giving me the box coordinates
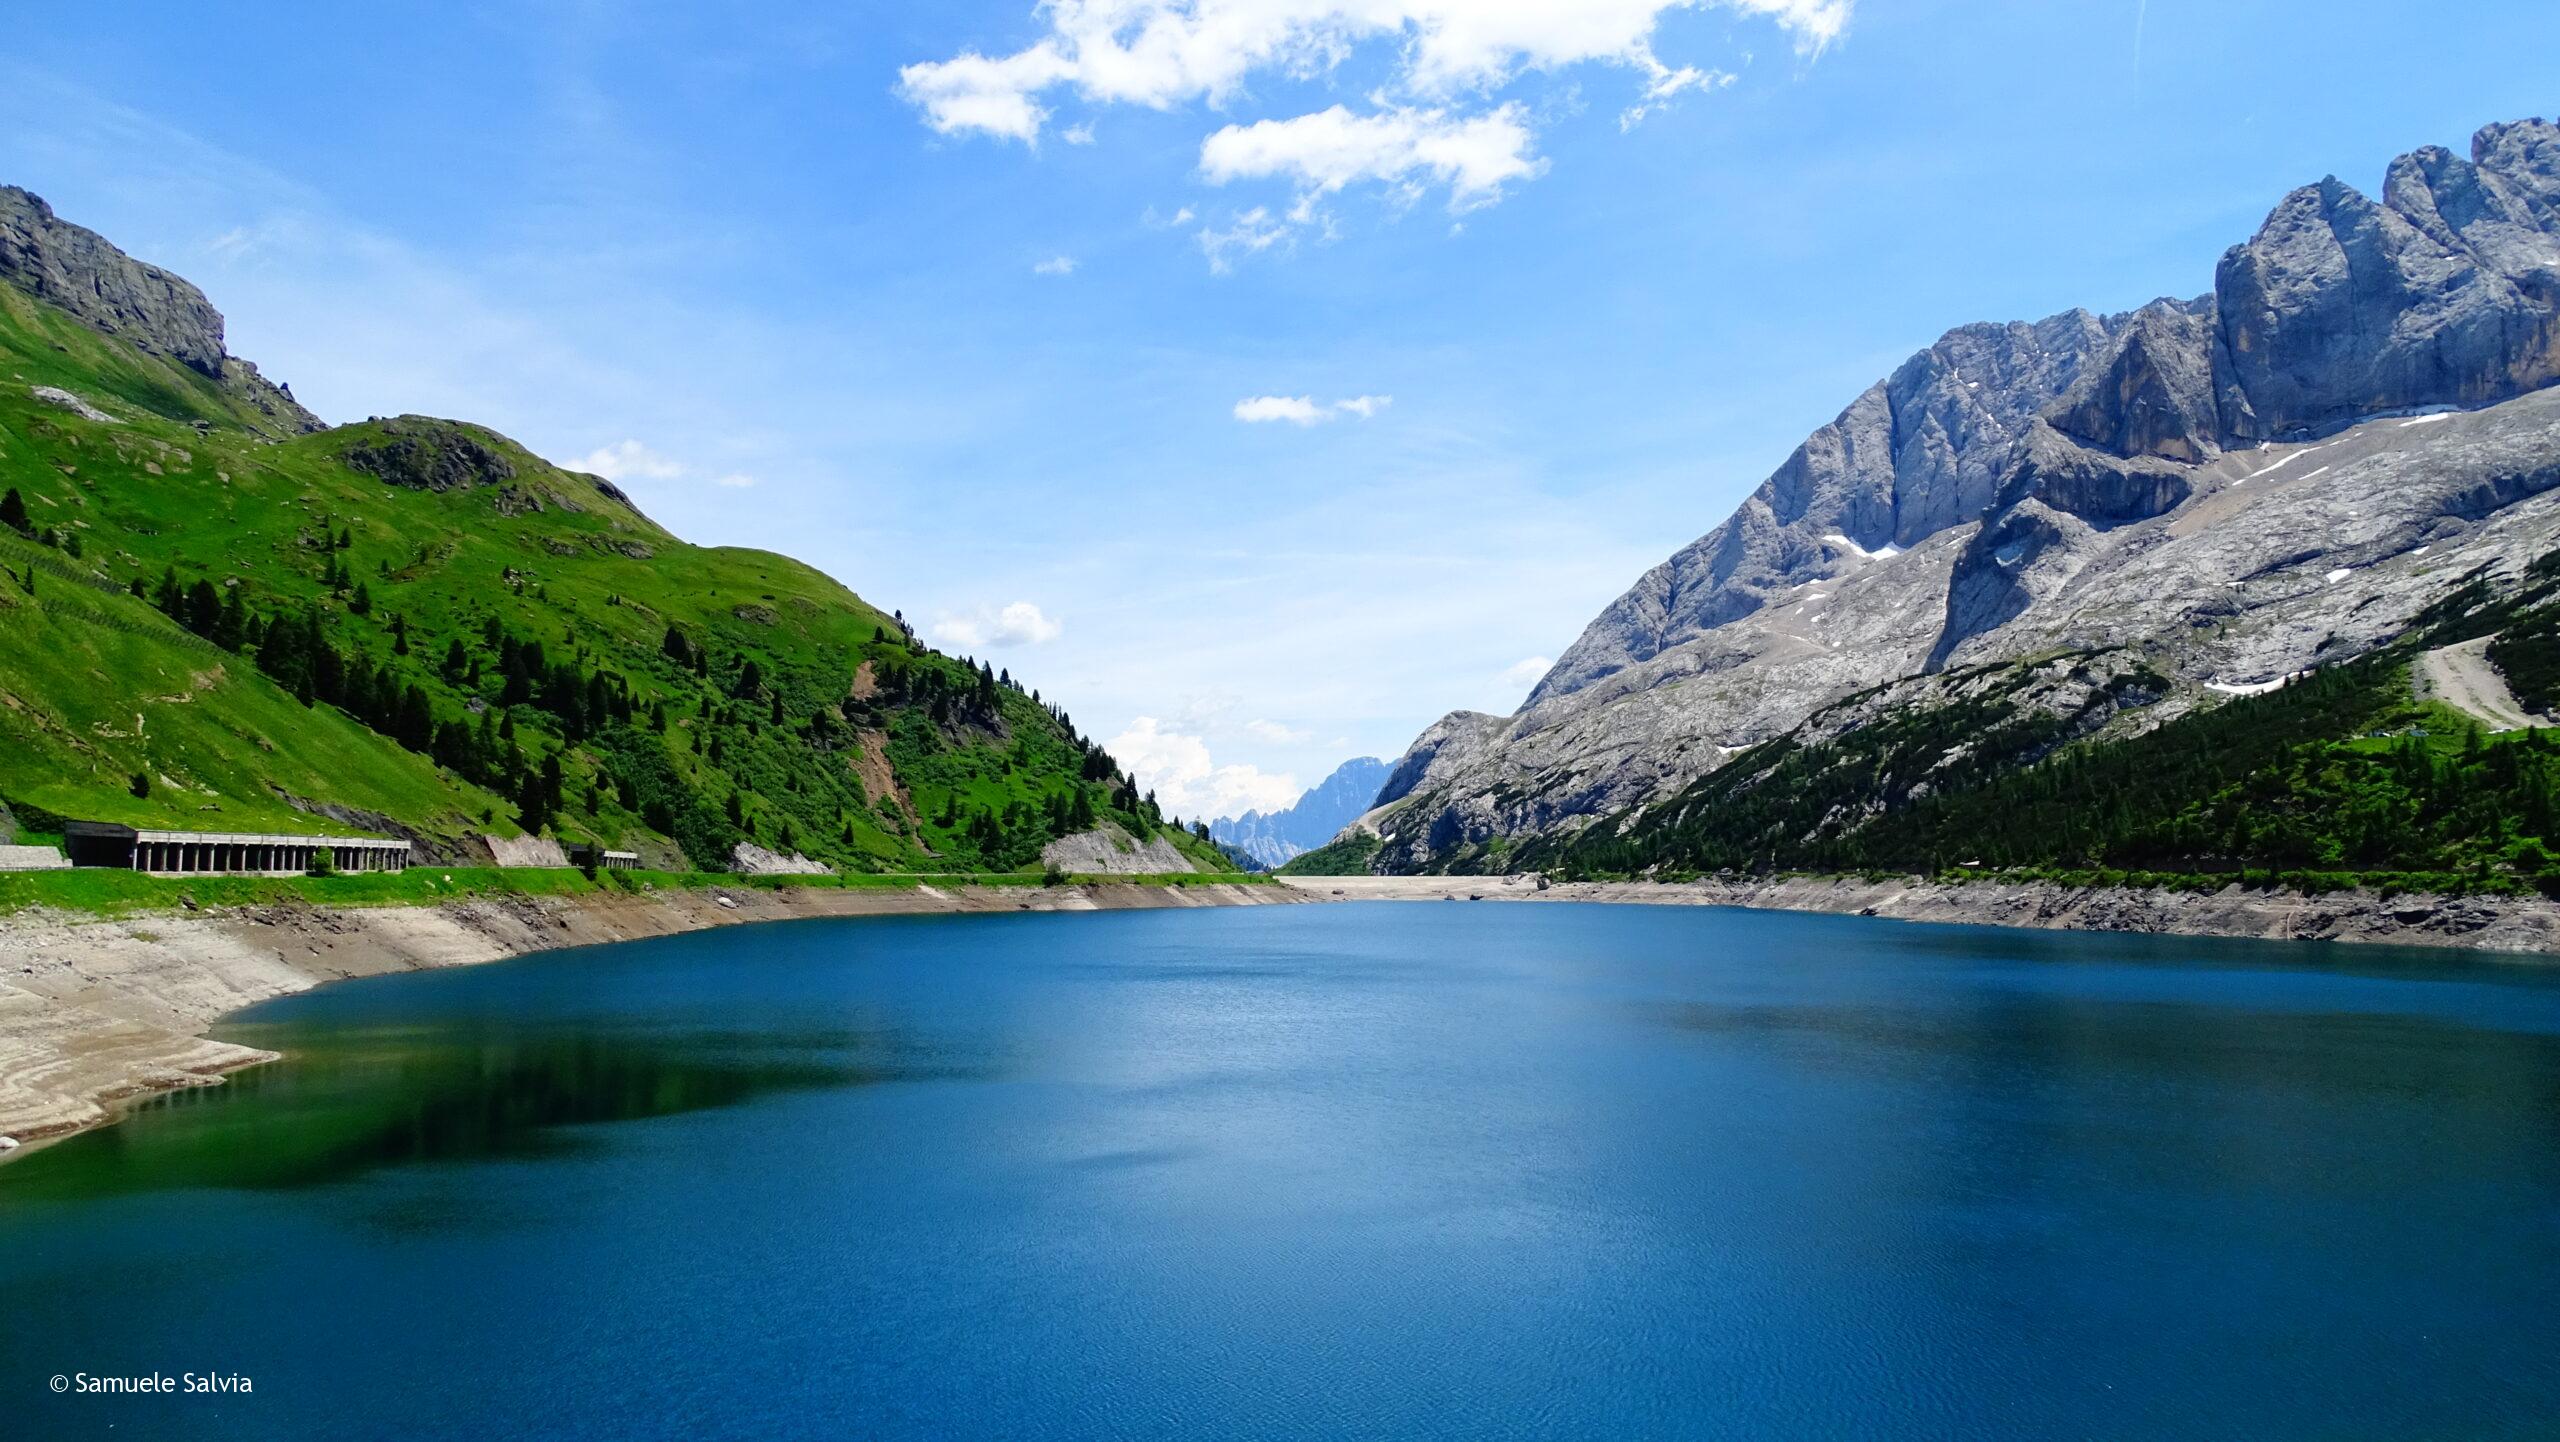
[1234,394,1325,425]
[931,600,1066,650]
[572,439,758,492]
[1621,62,1734,129]
[1198,206,1292,271]
[900,2,1848,144]
[1499,656,1553,692]
[1200,103,1543,209]
[897,44,1076,143]
[1108,717,1302,818]
[899,1,1848,258]
[1234,393,1392,424]
[572,438,687,481]
[1033,254,1078,275]
[1730,0,1854,54]
[1244,718,1313,744]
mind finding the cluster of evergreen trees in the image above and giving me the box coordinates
[142,564,610,836]
[114,542,1196,874]
[1551,644,2560,890]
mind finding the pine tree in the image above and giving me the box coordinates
[184,579,221,638]
[214,587,248,651]
[0,488,27,536]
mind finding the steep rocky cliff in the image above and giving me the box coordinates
[1366,118,2560,873]
[0,185,320,437]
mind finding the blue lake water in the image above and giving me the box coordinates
[6,902,2560,1439]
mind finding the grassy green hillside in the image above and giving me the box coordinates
[0,280,1226,873]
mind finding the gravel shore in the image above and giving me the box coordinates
[1282,874,2560,957]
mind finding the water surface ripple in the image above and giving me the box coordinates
[6,903,2558,1439]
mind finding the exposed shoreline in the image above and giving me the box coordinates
[0,878,1299,1158]
[1291,874,2560,957]
[10,867,2559,1163]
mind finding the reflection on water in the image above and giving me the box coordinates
[1,1024,973,1203]
[4,905,2560,1441]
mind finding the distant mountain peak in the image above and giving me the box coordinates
[1210,756,1390,869]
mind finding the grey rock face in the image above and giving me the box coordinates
[2046,298,2230,462]
[2217,120,2560,441]
[0,185,321,436]
[343,417,519,492]
[1529,308,2121,707]
[1374,118,2560,873]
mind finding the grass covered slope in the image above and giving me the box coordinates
[0,259,1227,874]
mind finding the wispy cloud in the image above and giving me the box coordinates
[1234,393,1392,425]
[931,600,1065,649]
[1032,254,1077,276]
[573,438,754,491]
[1499,656,1554,695]
[1244,718,1313,744]
[1199,104,1544,211]
[573,438,686,481]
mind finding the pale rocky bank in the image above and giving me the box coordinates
[10,872,2556,1163]
[0,880,1298,1156]
[1287,875,2560,957]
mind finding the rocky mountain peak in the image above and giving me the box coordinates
[2044,297,2228,463]
[0,185,321,437]
[1367,116,2560,875]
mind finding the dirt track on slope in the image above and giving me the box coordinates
[2418,636,2548,730]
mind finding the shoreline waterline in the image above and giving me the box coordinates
[8,867,2560,1160]
[0,877,1304,1157]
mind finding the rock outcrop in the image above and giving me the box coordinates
[1368,118,2560,873]
[344,418,520,493]
[1041,823,1199,875]
[0,186,321,437]
[482,835,571,869]
[731,842,831,876]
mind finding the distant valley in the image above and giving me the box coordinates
[1210,757,1389,869]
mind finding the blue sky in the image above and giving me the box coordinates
[4,1,2554,819]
